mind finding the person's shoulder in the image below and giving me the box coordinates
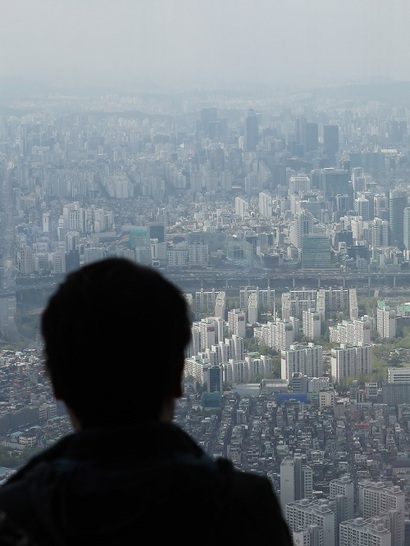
[216,457,276,499]
[214,458,293,543]
[0,510,38,545]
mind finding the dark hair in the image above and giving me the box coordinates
[41,258,192,426]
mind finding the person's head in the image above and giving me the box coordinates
[41,257,192,428]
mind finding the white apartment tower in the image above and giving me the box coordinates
[228,309,246,337]
[329,318,372,346]
[247,292,259,324]
[303,309,321,339]
[340,517,391,546]
[214,292,226,320]
[281,343,323,381]
[292,525,323,546]
[259,190,273,218]
[330,344,372,384]
[358,481,404,546]
[280,456,313,511]
[199,318,217,351]
[329,475,354,520]
[285,499,336,546]
[376,302,396,340]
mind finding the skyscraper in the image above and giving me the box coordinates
[301,234,332,269]
[323,124,339,163]
[244,109,259,152]
[403,207,410,250]
[320,168,352,206]
[389,188,408,247]
[306,122,319,153]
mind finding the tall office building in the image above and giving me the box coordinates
[290,210,314,249]
[148,223,165,243]
[371,218,389,248]
[323,124,339,163]
[197,107,218,138]
[259,190,273,217]
[302,234,332,269]
[374,194,389,220]
[296,116,307,150]
[389,188,408,247]
[288,175,311,195]
[306,122,319,153]
[296,117,319,154]
[205,365,223,393]
[403,207,410,250]
[244,109,259,152]
[320,168,352,206]
[354,196,370,221]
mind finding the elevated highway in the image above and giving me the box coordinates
[8,268,410,306]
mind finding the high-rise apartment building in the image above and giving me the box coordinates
[329,475,354,520]
[281,343,323,381]
[376,301,396,339]
[285,499,336,546]
[330,344,372,383]
[302,309,322,340]
[280,456,313,511]
[340,517,391,546]
[358,481,404,546]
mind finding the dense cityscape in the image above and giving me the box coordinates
[2,80,410,544]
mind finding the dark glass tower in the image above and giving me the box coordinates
[244,109,259,152]
[323,124,339,163]
[389,188,408,247]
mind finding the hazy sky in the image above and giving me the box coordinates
[2,0,410,89]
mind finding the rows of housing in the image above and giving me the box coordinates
[185,285,408,392]
[0,281,409,546]
[182,283,410,546]
[0,346,409,546]
[176,385,409,546]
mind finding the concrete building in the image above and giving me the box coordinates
[286,499,336,546]
[376,301,396,340]
[281,343,323,381]
[280,456,313,511]
[329,475,354,520]
[330,344,372,384]
[340,517,390,546]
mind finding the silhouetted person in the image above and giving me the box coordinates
[0,258,292,545]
